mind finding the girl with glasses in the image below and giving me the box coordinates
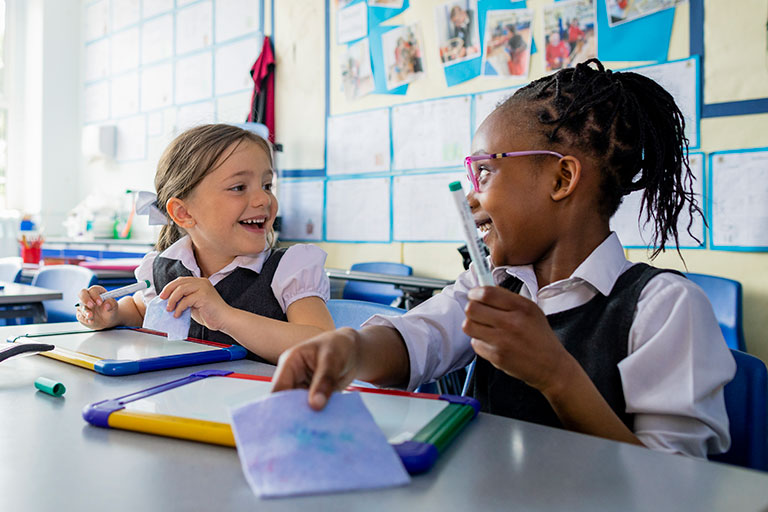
[273,60,734,458]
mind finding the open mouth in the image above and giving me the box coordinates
[476,218,492,238]
[239,216,268,230]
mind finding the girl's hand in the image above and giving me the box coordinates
[462,286,576,396]
[159,277,233,332]
[76,285,120,329]
[272,328,361,410]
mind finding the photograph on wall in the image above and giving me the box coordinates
[341,38,375,100]
[607,0,677,27]
[481,9,533,78]
[381,23,425,90]
[370,0,404,8]
[542,0,596,72]
[435,0,481,66]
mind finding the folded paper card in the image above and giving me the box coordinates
[143,297,192,341]
[230,389,411,498]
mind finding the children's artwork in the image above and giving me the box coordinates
[381,23,425,90]
[143,297,192,341]
[278,179,324,241]
[481,9,533,77]
[607,0,676,27]
[325,177,391,242]
[337,1,368,44]
[474,86,522,131]
[230,389,411,498]
[392,96,471,170]
[709,148,768,250]
[326,108,390,175]
[611,153,705,249]
[340,38,375,100]
[542,0,596,72]
[393,172,465,242]
[435,0,480,66]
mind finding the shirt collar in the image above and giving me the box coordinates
[159,235,271,278]
[492,232,629,297]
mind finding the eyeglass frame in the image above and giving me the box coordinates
[464,151,565,192]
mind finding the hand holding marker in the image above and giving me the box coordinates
[449,181,494,396]
[75,280,150,308]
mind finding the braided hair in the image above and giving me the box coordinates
[499,58,702,258]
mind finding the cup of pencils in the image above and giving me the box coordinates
[20,233,43,265]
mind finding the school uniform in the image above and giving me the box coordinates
[135,236,330,359]
[364,232,735,458]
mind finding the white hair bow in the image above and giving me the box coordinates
[135,191,170,226]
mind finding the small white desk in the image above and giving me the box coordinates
[1,323,767,511]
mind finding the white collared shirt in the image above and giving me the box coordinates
[365,233,736,458]
[135,236,330,312]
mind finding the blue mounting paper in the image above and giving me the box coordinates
[596,0,674,62]
[369,25,409,94]
[368,0,410,26]
[143,297,192,341]
[230,389,411,498]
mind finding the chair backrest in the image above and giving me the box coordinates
[31,265,98,323]
[326,299,405,330]
[709,349,768,471]
[685,273,745,351]
[342,262,413,306]
[0,257,22,283]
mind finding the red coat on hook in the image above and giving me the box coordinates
[248,35,276,144]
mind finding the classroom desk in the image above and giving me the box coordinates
[0,281,62,322]
[1,324,767,511]
[326,267,454,308]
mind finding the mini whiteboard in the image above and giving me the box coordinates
[709,148,768,251]
[6,323,247,376]
[611,152,706,249]
[83,370,480,474]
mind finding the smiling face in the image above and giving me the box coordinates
[470,106,563,268]
[179,140,277,273]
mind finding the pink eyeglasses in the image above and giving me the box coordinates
[464,151,564,192]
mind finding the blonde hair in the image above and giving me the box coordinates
[154,124,274,252]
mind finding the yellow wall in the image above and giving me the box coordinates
[274,1,768,362]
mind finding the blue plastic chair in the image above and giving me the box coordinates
[709,349,768,471]
[326,298,405,329]
[685,273,746,351]
[0,257,22,283]
[31,265,97,323]
[342,262,413,306]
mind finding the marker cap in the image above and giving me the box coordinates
[34,376,66,397]
[448,181,463,192]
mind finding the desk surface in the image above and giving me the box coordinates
[0,281,62,303]
[325,267,454,290]
[1,324,767,511]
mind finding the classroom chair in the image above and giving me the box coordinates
[685,273,746,351]
[342,262,413,307]
[326,298,405,330]
[31,265,97,323]
[0,256,22,283]
[709,349,768,471]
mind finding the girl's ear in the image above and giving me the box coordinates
[551,155,582,201]
[166,197,196,229]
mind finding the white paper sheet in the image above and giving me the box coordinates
[278,180,325,241]
[115,115,147,161]
[176,1,213,54]
[474,87,521,131]
[327,109,391,175]
[215,37,261,95]
[141,14,174,65]
[111,0,140,31]
[710,149,768,248]
[111,27,139,74]
[392,96,471,170]
[629,57,700,148]
[393,172,465,241]
[216,90,252,123]
[215,0,261,43]
[85,39,110,82]
[337,2,368,44]
[176,101,216,131]
[111,72,140,118]
[175,52,213,104]
[611,153,706,249]
[84,81,110,123]
[141,63,173,111]
[326,178,390,242]
[85,0,109,42]
[142,0,173,19]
